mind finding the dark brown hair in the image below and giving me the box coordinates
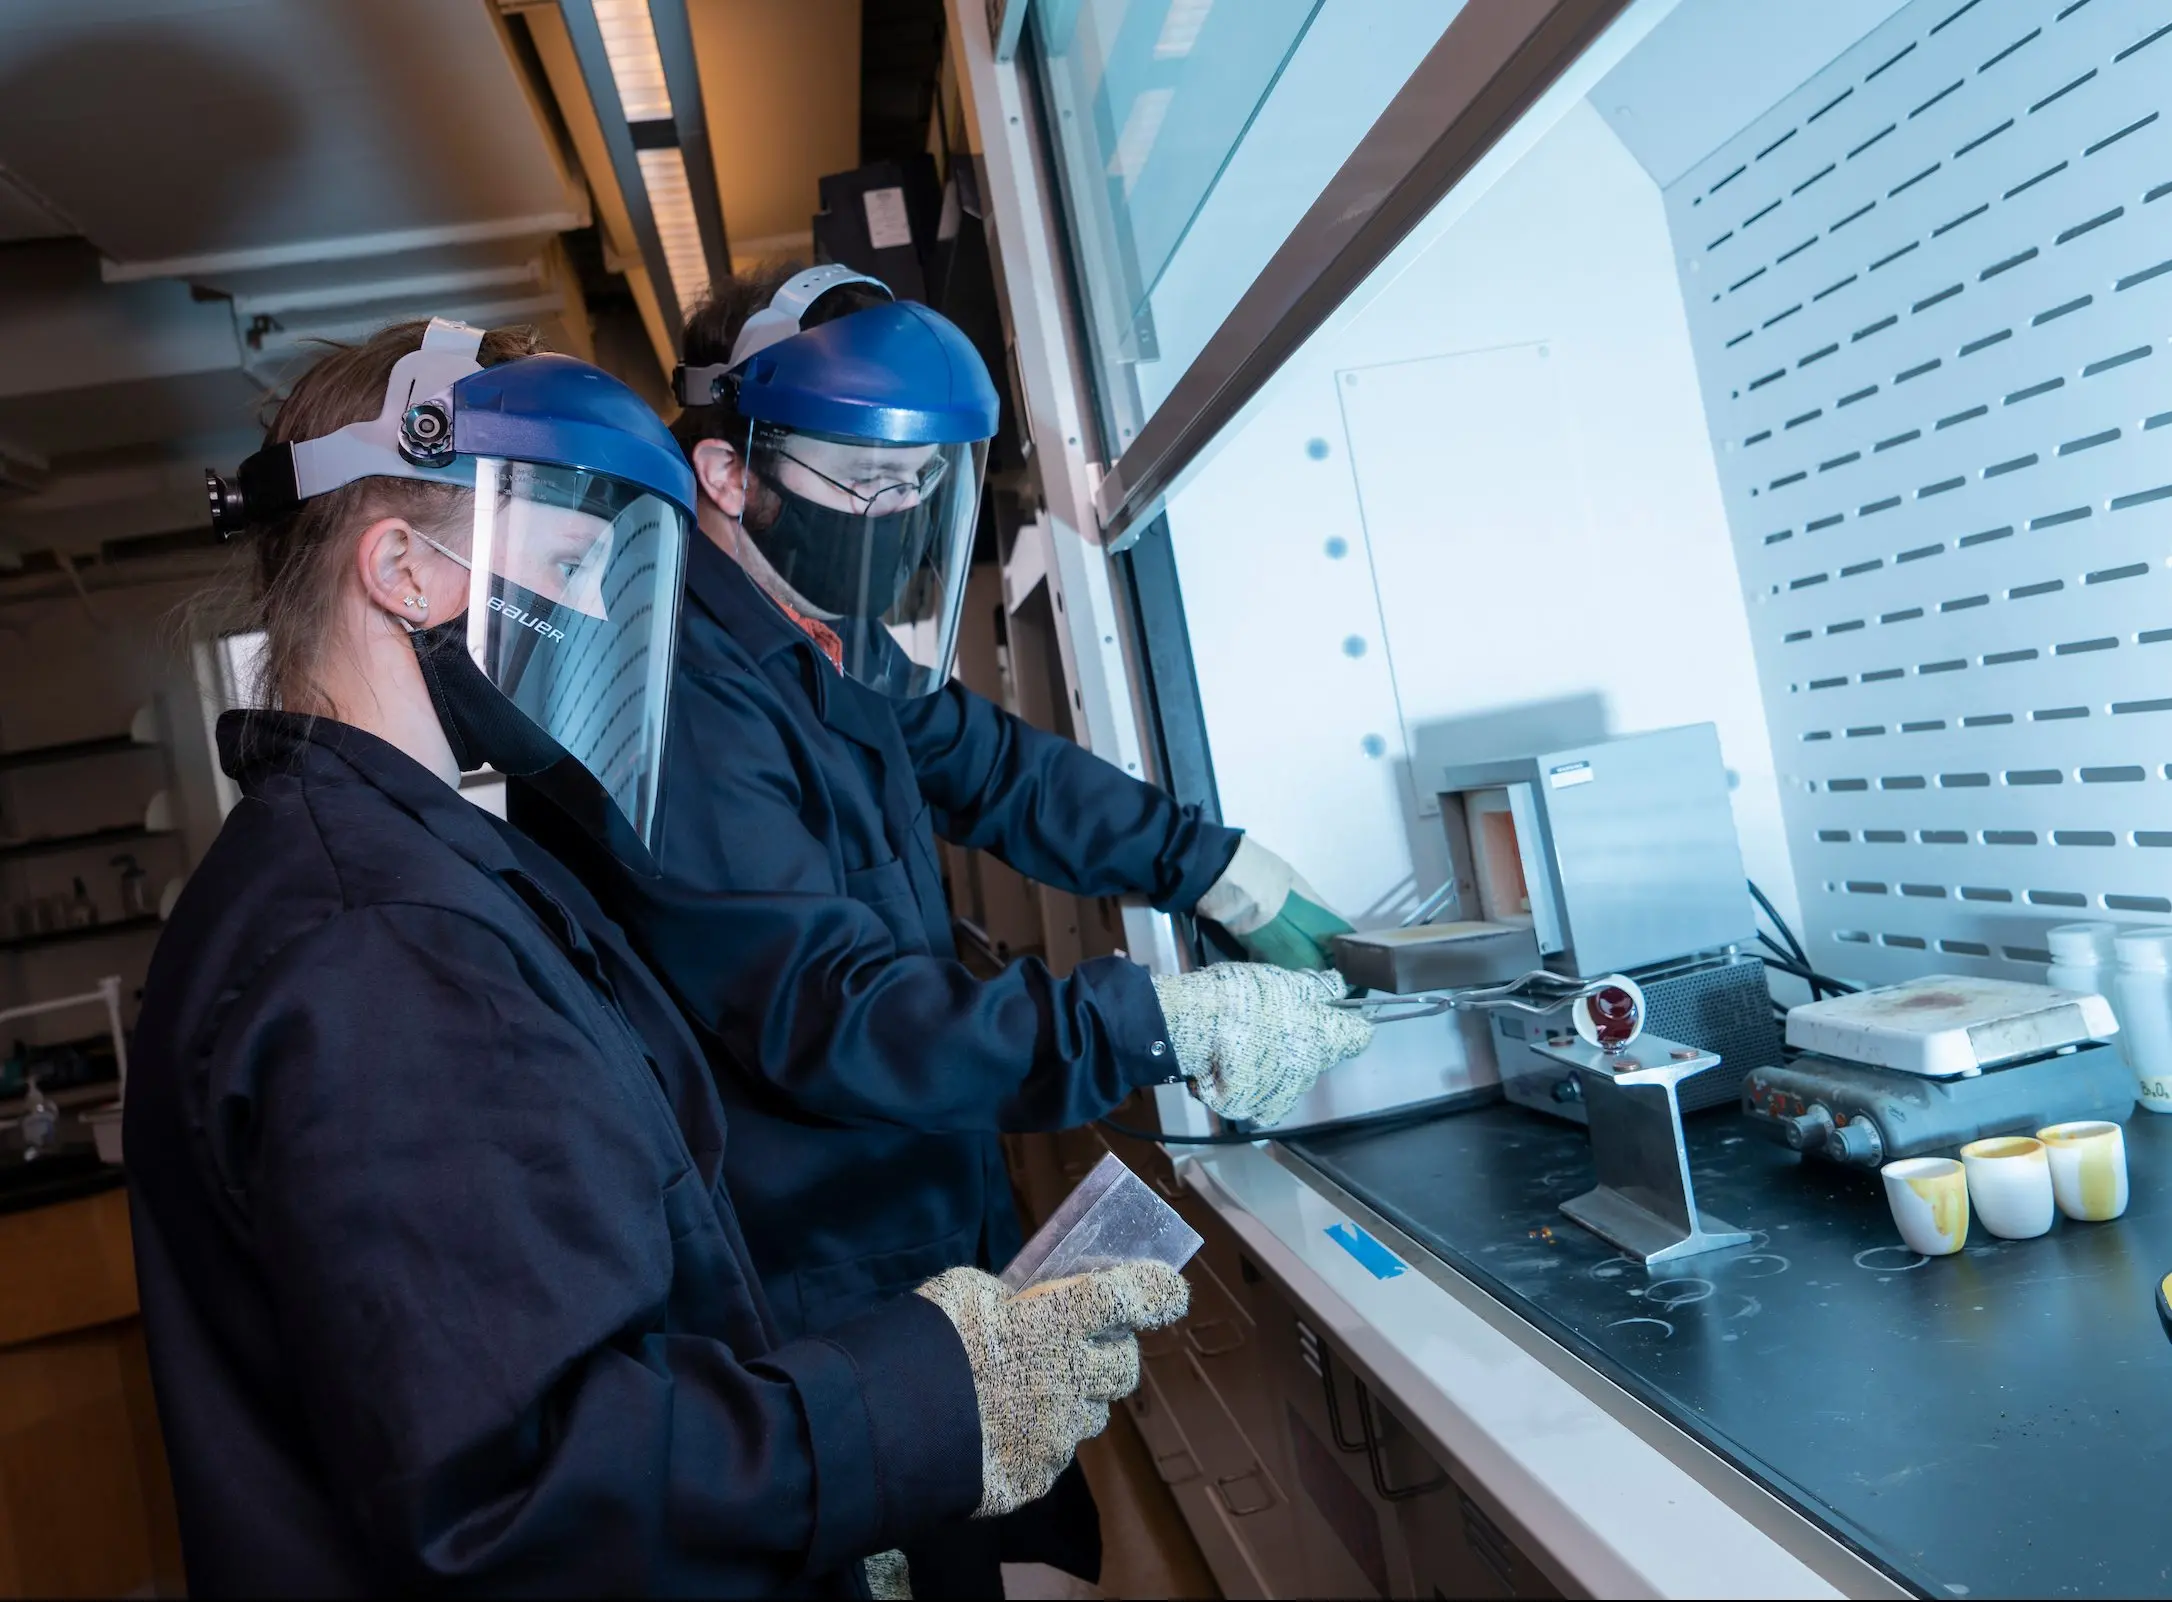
[244,320,542,713]
[670,262,892,459]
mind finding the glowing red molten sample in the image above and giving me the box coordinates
[1589,986,1640,1048]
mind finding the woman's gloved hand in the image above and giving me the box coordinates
[1194,837,1353,971]
[863,1550,911,1600]
[915,1261,1191,1519]
[1151,965,1373,1124]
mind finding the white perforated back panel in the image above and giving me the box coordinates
[1670,0,2172,986]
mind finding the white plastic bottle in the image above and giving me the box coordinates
[2111,926,2172,1113]
[2047,921,2126,1072]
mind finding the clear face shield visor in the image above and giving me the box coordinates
[419,459,689,857]
[738,424,989,698]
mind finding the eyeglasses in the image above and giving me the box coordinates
[773,445,950,518]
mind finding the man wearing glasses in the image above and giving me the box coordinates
[514,265,1370,1598]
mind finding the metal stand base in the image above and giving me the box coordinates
[1560,1185,1750,1266]
[1535,1032,1753,1266]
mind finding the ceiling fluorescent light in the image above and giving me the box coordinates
[637,147,710,314]
[557,0,730,337]
[592,0,673,119]
[1107,89,1174,198]
[1152,0,1214,59]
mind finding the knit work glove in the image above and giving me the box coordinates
[1194,837,1354,971]
[915,1261,1191,1519]
[1151,965,1374,1125]
[863,1550,910,1600]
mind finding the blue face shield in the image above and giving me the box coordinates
[207,321,697,871]
[675,270,1001,700]
[406,460,688,864]
[737,424,988,698]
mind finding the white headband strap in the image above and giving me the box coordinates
[674,267,891,408]
[729,266,891,366]
[289,317,486,498]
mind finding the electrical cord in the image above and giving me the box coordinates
[1756,931,1796,962]
[1758,953,1859,995]
[1748,878,1835,1002]
[1747,878,1811,968]
[1752,882,1810,967]
[1756,930,1825,1001]
[1098,1090,1493,1148]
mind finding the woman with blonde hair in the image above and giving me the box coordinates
[126,318,1185,1596]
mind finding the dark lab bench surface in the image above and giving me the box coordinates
[1292,1101,2172,1600]
[0,1150,125,1216]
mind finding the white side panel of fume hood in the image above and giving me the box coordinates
[1670,0,2172,989]
[1166,101,1799,947]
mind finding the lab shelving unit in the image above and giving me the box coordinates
[0,707,177,1050]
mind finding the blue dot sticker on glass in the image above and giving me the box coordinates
[1324,536,1348,559]
[1305,437,1331,460]
[1342,635,1367,659]
[1361,733,1387,759]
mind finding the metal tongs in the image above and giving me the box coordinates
[1328,993,1456,1023]
[1330,969,1638,1029]
[1445,970,1630,1017]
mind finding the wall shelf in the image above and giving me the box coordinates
[0,825,173,868]
[0,915,164,958]
[0,735,159,775]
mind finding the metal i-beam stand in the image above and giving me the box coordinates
[1535,1033,1749,1265]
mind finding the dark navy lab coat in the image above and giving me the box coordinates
[126,712,979,1596]
[517,536,1242,1340]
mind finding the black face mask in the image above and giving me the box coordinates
[410,580,660,873]
[743,473,934,616]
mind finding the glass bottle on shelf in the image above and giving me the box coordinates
[111,854,150,917]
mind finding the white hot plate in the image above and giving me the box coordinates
[1784,974,2117,1079]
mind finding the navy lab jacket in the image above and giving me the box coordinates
[125,712,980,1596]
[515,537,1242,1337]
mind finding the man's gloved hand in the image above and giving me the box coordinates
[1150,965,1374,1125]
[915,1261,1191,1519]
[863,1550,911,1600]
[1194,837,1353,970]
